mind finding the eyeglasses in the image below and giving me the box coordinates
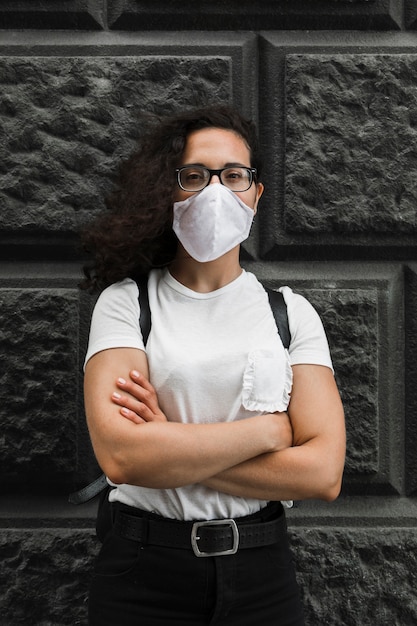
[176,166,257,192]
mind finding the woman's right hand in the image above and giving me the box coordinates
[111,370,168,424]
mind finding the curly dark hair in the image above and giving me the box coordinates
[80,104,262,292]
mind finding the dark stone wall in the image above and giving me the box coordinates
[0,2,416,624]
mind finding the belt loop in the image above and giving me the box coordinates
[115,508,150,544]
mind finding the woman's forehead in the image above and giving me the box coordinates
[182,127,251,162]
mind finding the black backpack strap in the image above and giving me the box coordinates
[264,287,291,350]
[137,275,151,346]
[68,473,108,505]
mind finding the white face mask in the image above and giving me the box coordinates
[172,184,255,263]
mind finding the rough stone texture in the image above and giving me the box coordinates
[302,288,379,478]
[0,525,416,626]
[0,528,98,625]
[289,526,417,626]
[285,54,417,237]
[0,1,104,29]
[0,288,79,488]
[0,56,231,232]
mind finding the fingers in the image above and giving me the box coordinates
[111,369,167,423]
[112,391,154,423]
[120,406,145,424]
[129,370,156,393]
[116,371,157,407]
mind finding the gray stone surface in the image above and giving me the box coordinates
[290,525,417,626]
[0,288,79,485]
[303,288,379,477]
[285,54,417,237]
[0,528,97,625]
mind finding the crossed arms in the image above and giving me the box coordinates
[84,347,345,503]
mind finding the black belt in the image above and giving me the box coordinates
[113,502,285,558]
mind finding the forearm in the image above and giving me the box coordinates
[202,438,344,502]
[91,416,284,489]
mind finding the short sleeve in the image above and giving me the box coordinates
[84,278,144,368]
[280,287,333,371]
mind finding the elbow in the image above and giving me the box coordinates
[99,460,127,487]
[88,429,135,486]
[105,465,128,486]
[95,447,134,486]
[317,469,344,502]
[319,481,342,502]
[98,448,169,489]
[314,441,345,502]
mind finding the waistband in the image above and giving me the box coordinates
[112,501,285,558]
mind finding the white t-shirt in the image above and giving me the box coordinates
[85,268,333,521]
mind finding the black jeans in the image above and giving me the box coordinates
[88,502,305,625]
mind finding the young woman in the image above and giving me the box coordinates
[81,105,345,625]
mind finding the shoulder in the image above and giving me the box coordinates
[279,286,320,323]
[243,273,320,323]
[280,286,333,371]
[84,278,144,367]
[90,278,141,333]
[96,278,139,308]
[92,277,144,325]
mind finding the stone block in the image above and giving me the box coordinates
[304,287,380,478]
[289,525,417,625]
[0,528,97,625]
[108,0,400,30]
[0,0,104,29]
[245,262,404,495]
[257,42,417,257]
[0,54,232,234]
[0,287,79,487]
[285,53,417,238]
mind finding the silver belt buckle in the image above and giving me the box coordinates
[191,519,239,557]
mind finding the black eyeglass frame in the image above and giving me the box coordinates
[175,166,258,192]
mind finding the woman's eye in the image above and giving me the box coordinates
[185,171,205,181]
[224,169,244,180]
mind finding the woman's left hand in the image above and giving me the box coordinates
[111,370,168,424]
